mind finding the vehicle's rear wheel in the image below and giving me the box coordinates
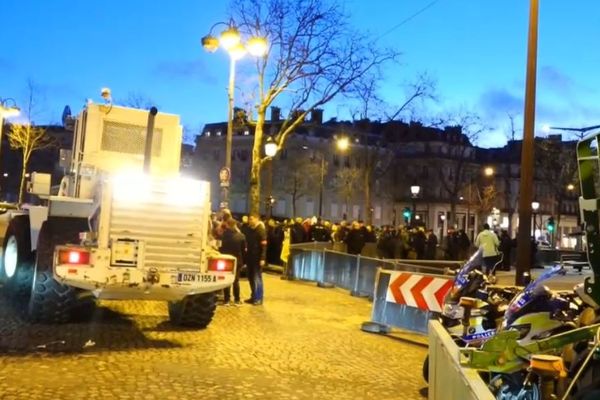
[168,292,216,329]
[1,216,35,303]
[28,217,96,323]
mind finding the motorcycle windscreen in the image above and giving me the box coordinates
[504,265,564,324]
[453,248,484,293]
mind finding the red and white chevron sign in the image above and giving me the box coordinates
[385,272,453,313]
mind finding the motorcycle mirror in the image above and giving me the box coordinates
[523,272,532,286]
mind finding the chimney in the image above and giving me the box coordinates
[311,109,323,125]
[270,106,281,122]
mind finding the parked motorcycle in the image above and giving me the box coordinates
[423,249,517,382]
[490,265,587,399]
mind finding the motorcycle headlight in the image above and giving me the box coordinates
[510,324,531,340]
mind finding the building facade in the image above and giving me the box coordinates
[193,108,581,247]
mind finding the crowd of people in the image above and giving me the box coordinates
[210,210,531,305]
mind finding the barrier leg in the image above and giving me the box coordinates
[350,255,362,297]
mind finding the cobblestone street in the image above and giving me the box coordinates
[0,273,427,400]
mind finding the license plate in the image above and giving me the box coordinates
[177,273,216,283]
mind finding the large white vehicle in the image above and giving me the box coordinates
[0,102,235,328]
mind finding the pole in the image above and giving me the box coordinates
[515,0,539,286]
[466,180,471,236]
[318,155,324,217]
[143,107,158,173]
[221,57,236,210]
[0,115,4,200]
[412,197,417,228]
[267,157,273,219]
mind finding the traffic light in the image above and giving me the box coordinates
[402,207,412,223]
[546,217,555,233]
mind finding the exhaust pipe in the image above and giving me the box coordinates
[144,106,158,173]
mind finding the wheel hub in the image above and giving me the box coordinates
[3,236,18,279]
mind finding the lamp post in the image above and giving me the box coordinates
[0,98,20,199]
[515,0,539,286]
[264,136,277,218]
[202,21,268,210]
[410,184,421,227]
[531,201,540,238]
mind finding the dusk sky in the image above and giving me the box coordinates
[2,1,600,147]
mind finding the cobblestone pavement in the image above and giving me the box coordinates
[0,273,427,400]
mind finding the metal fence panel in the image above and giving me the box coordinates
[322,250,356,290]
[429,320,494,400]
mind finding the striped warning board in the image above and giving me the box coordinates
[385,271,453,313]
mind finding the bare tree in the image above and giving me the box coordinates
[344,73,436,224]
[535,138,578,237]
[118,91,158,110]
[7,124,54,204]
[333,167,363,219]
[6,80,55,204]
[277,156,323,217]
[430,110,487,228]
[229,0,398,214]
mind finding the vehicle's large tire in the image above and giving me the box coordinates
[168,292,217,329]
[1,216,35,302]
[28,217,96,324]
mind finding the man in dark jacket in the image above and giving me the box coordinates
[310,218,331,242]
[220,218,245,305]
[244,214,267,305]
[345,221,366,255]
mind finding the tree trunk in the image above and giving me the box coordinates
[449,200,457,229]
[18,162,27,205]
[364,166,372,225]
[248,108,266,215]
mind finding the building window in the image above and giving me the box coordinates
[333,154,340,167]
[279,149,288,160]
[238,150,249,162]
[344,156,350,168]
[306,200,315,217]
[205,131,211,137]
[331,203,338,218]
[216,130,222,136]
[212,150,220,161]
[244,130,250,136]
[374,206,382,220]
[352,205,360,219]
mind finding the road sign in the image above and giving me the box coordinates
[219,167,230,187]
[386,272,452,313]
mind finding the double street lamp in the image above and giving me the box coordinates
[201,21,268,209]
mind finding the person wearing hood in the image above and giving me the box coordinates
[474,223,500,275]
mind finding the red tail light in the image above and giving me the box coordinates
[58,249,91,265]
[208,258,234,272]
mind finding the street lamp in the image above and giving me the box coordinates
[0,98,20,196]
[264,136,278,218]
[567,183,575,192]
[531,201,540,235]
[410,184,421,227]
[484,166,495,177]
[336,136,349,151]
[201,21,268,210]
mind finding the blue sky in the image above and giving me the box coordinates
[1,1,600,147]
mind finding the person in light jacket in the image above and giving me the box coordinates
[474,223,500,275]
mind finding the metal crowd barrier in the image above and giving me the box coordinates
[361,268,451,335]
[428,320,494,400]
[289,246,453,334]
